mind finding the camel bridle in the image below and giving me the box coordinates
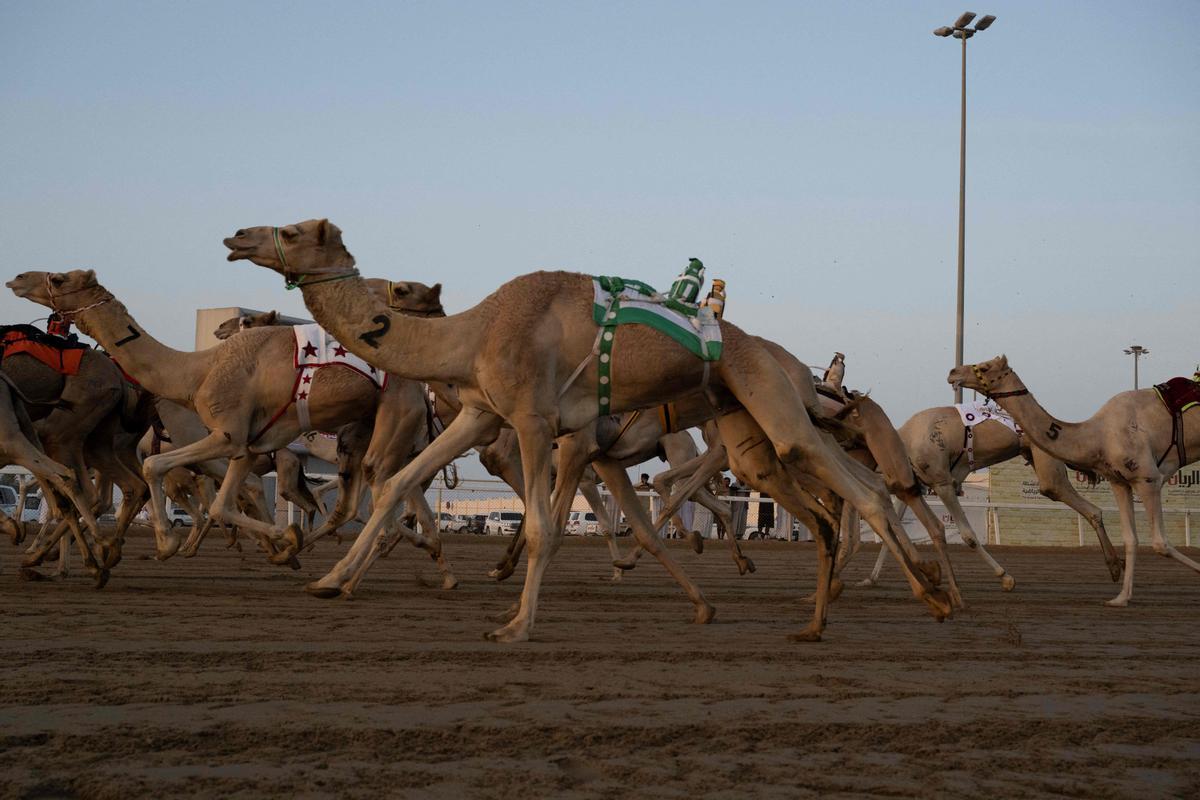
[43,273,111,320]
[971,363,1028,400]
[272,227,361,291]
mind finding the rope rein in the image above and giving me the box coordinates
[273,227,361,291]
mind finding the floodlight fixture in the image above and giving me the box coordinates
[975,14,996,30]
[934,26,953,37]
[954,12,977,28]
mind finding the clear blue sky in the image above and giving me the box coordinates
[2,1,1197,437]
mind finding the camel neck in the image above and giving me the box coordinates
[297,274,480,384]
[991,378,1091,465]
[74,297,208,404]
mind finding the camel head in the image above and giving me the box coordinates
[7,269,106,313]
[224,218,356,281]
[213,310,279,340]
[365,279,445,317]
[948,354,1015,396]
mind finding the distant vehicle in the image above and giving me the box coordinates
[484,511,523,536]
[437,512,469,533]
[169,506,194,528]
[20,492,42,523]
[0,485,17,520]
[465,515,487,535]
[565,510,600,536]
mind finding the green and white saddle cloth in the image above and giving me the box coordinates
[588,275,722,412]
[592,276,723,360]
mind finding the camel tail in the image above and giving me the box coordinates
[832,391,870,421]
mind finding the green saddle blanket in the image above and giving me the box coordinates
[592,276,723,362]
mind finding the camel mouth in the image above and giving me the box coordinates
[224,239,249,261]
[4,279,29,297]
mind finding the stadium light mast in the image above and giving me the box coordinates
[935,12,997,403]
[1124,345,1149,390]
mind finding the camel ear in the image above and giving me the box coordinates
[48,272,66,286]
[316,219,343,247]
[998,354,1008,369]
[265,311,278,324]
[83,269,96,284]
[429,283,442,302]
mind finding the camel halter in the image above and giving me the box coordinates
[272,227,361,291]
[971,364,1028,400]
[44,274,111,320]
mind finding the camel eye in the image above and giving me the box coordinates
[235,229,246,237]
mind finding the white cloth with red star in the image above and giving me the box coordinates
[292,324,387,431]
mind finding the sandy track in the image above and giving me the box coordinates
[2,532,1199,799]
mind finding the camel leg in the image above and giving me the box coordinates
[1107,481,1138,607]
[201,453,301,565]
[307,408,500,597]
[1031,450,1121,581]
[931,481,1013,592]
[488,432,596,629]
[481,415,562,643]
[834,503,862,577]
[578,479,624,581]
[619,442,731,571]
[1138,478,1200,574]
[586,459,714,628]
[374,487,459,590]
[902,492,965,609]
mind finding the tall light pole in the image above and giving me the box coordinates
[1124,345,1149,390]
[935,12,996,402]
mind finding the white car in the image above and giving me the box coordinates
[169,506,194,528]
[437,513,469,533]
[565,510,600,536]
[484,511,523,536]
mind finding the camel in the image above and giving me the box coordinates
[226,219,951,643]
[7,269,457,586]
[211,295,448,558]
[854,403,1121,590]
[950,355,1200,606]
[0,337,134,580]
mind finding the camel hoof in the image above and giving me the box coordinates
[612,557,638,572]
[491,562,517,582]
[287,555,301,571]
[829,578,845,601]
[268,548,296,566]
[856,578,877,588]
[744,557,756,574]
[156,533,182,561]
[690,532,704,554]
[1000,574,1016,592]
[18,567,49,582]
[93,569,110,590]
[102,541,123,570]
[485,624,529,643]
[22,550,48,568]
[283,524,304,553]
[693,603,716,625]
[606,569,623,583]
[1105,596,1130,608]
[441,575,459,590]
[1106,561,1123,582]
[788,628,823,643]
[923,588,954,621]
[305,583,343,599]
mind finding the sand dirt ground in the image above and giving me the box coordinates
[2,531,1198,799]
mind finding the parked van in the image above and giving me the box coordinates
[565,510,599,536]
[484,511,523,536]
